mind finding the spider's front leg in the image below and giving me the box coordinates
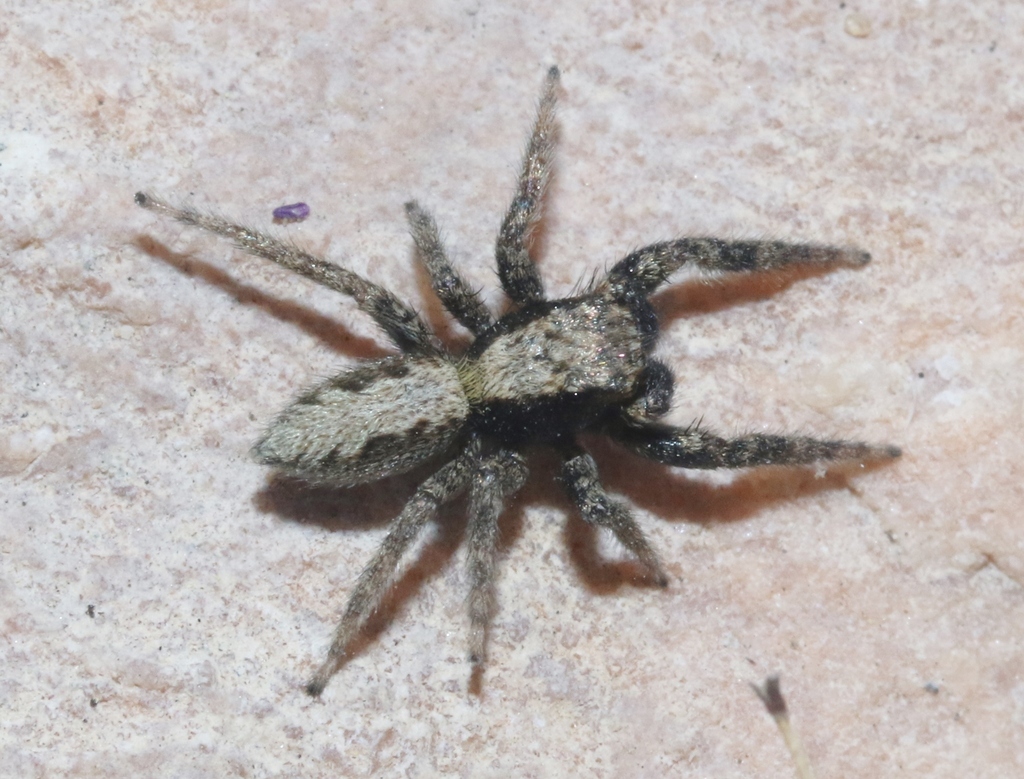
[607,417,901,470]
[599,237,872,300]
[466,448,528,666]
[494,66,560,305]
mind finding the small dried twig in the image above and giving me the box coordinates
[751,675,815,779]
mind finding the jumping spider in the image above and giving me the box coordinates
[136,66,899,697]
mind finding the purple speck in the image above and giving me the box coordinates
[272,202,310,222]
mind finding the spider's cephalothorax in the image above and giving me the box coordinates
[136,67,899,697]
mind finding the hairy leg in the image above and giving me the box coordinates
[561,444,668,586]
[305,438,481,697]
[136,192,441,355]
[495,66,560,305]
[608,417,901,469]
[404,200,494,334]
[599,237,871,300]
[466,448,529,666]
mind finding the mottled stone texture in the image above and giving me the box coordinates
[2,1,1021,777]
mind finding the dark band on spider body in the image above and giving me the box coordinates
[136,65,898,697]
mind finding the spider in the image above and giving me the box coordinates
[136,66,899,697]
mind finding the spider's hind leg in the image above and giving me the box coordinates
[495,66,560,305]
[305,439,480,698]
[560,443,668,587]
[466,448,529,666]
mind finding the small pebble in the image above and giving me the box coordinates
[272,202,310,222]
[844,12,872,38]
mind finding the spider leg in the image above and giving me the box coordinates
[404,200,494,335]
[494,66,560,305]
[598,238,872,300]
[135,192,441,355]
[607,417,901,469]
[466,448,528,666]
[305,438,480,698]
[624,360,674,420]
[560,443,668,586]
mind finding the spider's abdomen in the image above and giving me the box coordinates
[254,355,469,485]
[460,297,646,441]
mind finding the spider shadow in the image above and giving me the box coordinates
[652,260,861,327]
[134,235,390,360]
[252,433,891,674]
